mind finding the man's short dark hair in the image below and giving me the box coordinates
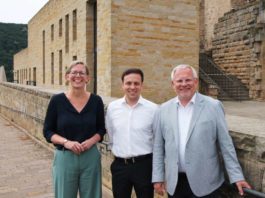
[121,68,144,82]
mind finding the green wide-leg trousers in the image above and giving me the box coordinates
[52,145,102,198]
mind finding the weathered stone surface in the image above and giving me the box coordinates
[200,0,231,51]
[211,0,265,100]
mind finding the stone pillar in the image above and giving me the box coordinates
[0,66,7,82]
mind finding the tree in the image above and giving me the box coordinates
[0,22,27,81]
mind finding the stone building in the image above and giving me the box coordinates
[13,0,199,103]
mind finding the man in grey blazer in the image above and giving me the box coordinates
[152,64,251,197]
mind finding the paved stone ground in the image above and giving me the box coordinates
[0,115,113,198]
[223,101,265,138]
[223,100,265,120]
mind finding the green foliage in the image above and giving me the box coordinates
[0,22,27,81]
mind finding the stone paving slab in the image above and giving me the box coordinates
[223,101,265,138]
[223,101,265,120]
[0,116,53,198]
[226,115,265,137]
[0,115,113,198]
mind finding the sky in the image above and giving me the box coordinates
[0,0,49,24]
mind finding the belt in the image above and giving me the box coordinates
[114,153,152,164]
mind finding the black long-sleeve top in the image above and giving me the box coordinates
[43,93,106,150]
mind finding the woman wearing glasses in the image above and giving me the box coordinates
[43,60,106,198]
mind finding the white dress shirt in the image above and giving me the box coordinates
[106,96,158,158]
[176,93,196,172]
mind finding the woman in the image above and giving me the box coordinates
[43,60,106,198]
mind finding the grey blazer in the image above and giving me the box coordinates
[152,93,244,196]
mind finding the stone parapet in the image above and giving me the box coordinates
[0,82,264,197]
[226,114,265,194]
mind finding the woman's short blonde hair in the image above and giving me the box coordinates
[65,60,89,75]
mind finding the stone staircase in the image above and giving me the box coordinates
[199,53,249,101]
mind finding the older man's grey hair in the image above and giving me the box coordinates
[170,64,198,81]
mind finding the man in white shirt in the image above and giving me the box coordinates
[106,68,157,198]
[152,64,251,198]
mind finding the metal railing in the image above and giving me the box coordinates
[243,188,265,198]
[199,53,249,101]
[199,67,232,99]
[225,183,265,198]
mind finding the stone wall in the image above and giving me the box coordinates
[230,130,265,194]
[1,83,264,196]
[231,0,258,9]
[108,0,200,103]
[0,83,55,145]
[200,0,231,51]
[212,0,265,99]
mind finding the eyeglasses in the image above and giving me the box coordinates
[69,71,87,76]
[174,78,195,84]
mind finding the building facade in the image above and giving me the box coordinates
[13,0,200,103]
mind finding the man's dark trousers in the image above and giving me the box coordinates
[111,154,153,198]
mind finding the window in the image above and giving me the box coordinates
[59,50,63,85]
[59,19,62,37]
[29,68,31,81]
[51,24,54,41]
[51,52,54,84]
[33,67,36,83]
[65,14,69,53]
[42,30,46,84]
[73,9,77,41]
[17,70,19,83]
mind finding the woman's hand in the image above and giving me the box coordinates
[64,141,84,155]
[81,139,94,151]
[81,134,101,151]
